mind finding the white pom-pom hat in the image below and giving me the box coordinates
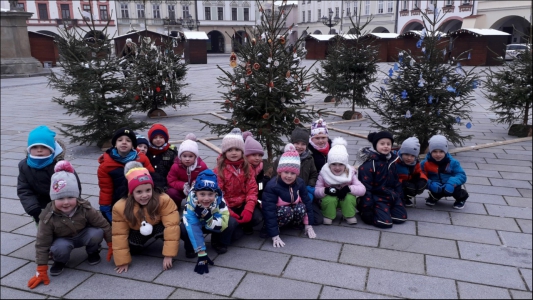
[178,133,199,157]
[328,137,350,168]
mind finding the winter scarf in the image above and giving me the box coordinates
[320,163,353,186]
[149,143,170,156]
[110,148,139,164]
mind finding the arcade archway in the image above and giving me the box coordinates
[207,30,225,53]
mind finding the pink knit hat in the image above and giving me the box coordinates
[178,133,199,157]
[221,128,245,153]
[243,131,264,157]
[277,143,301,175]
[310,118,328,138]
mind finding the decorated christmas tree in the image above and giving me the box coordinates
[313,5,379,120]
[200,0,321,162]
[49,14,148,147]
[126,33,190,116]
[366,6,479,152]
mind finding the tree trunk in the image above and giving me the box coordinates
[524,101,530,126]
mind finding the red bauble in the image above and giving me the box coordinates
[253,63,260,70]
[134,95,140,101]
[156,87,161,92]
[263,113,269,119]
[293,118,300,124]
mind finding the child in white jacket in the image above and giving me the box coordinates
[315,137,366,225]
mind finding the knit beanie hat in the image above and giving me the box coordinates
[277,143,301,175]
[124,161,154,194]
[428,135,449,153]
[400,137,421,157]
[243,131,264,157]
[112,127,138,149]
[194,169,222,196]
[221,128,245,153]
[290,127,309,144]
[136,135,150,148]
[178,133,199,157]
[328,137,350,167]
[367,131,394,150]
[27,125,56,153]
[50,161,80,200]
[310,118,328,138]
[148,123,169,144]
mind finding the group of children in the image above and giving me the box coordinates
[20,119,468,288]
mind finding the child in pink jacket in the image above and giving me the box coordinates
[315,137,366,225]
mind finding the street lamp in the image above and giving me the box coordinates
[180,13,200,31]
[321,9,340,34]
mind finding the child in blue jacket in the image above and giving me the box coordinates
[421,135,468,209]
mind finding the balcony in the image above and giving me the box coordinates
[400,9,409,16]
[442,5,455,13]
[411,8,421,16]
[56,19,78,26]
[459,3,473,12]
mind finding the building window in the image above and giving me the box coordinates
[182,5,189,18]
[152,4,160,18]
[100,5,108,20]
[82,4,91,20]
[137,4,145,18]
[61,4,70,19]
[387,0,393,13]
[318,9,321,19]
[302,11,305,22]
[445,0,453,6]
[335,7,339,16]
[205,7,211,20]
[308,10,311,22]
[232,7,237,20]
[378,1,383,13]
[244,7,249,21]
[168,5,175,19]
[16,2,24,10]
[38,3,48,20]
[346,7,350,16]
[401,0,408,10]
[413,1,421,9]
[120,3,129,18]
[462,0,471,4]
[365,1,370,15]
[217,7,223,20]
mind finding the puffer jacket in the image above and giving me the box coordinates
[357,148,403,204]
[273,151,318,187]
[35,199,111,265]
[213,160,258,212]
[262,176,314,238]
[147,145,177,190]
[97,149,154,207]
[308,139,332,173]
[111,193,179,266]
[420,152,467,187]
[167,157,208,192]
[393,150,428,183]
[315,165,366,199]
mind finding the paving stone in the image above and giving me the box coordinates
[458,241,532,268]
[403,207,451,224]
[339,244,425,274]
[516,219,532,234]
[518,188,532,198]
[0,186,19,201]
[1,175,17,187]
[499,231,533,250]
[489,178,532,189]
[0,213,33,232]
[466,193,508,205]
[1,255,29,278]
[495,154,533,161]
[212,247,289,276]
[312,224,380,247]
[232,273,321,299]
[467,184,521,197]
[503,149,533,156]
[426,256,525,290]
[465,176,491,185]
[509,290,533,299]
[230,232,267,250]
[1,263,92,297]
[0,286,46,299]
[456,151,497,158]
[168,288,231,299]
[520,268,532,291]
[417,222,501,245]
[416,199,488,215]
[487,159,532,167]
[500,172,533,181]
[319,286,397,299]
[259,235,341,262]
[450,212,521,232]
[366,268,457,299]
[463,169,502,178]
[504,196,532,208]
[486,204,532,219]
[65,273,175,299]
[0,232,34,255]
[457,282,511,299]
[283,256,367,290]
[350,219,417,235]
[9,241,88,268]
[379,232,459,258]
[154,261,244,296]
[477,163,531,173]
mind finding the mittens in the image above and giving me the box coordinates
[428,181,442,194]
[324,187,338,196]
[272,235,285,248]
[194,205,213,221]
[443,183,455,194]
[337,186,351,200]
[237,210,253,224]
[305,225,316,239]
[100,205,112,222]
[106,242,113,262]
[183,183,191,195]
[229,209,241,220]
[194,253,214,275]
[27,265,50,289]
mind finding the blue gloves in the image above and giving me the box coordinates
[443,183,455,195]
[306,186,315,202]
[194,253,214,275]
[100,205,112,222]
[428,182,442,194]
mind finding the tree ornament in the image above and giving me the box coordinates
[467,52,471,60]
[401,90,408,99]
[268,38,272,44]
[393,63,399,71]
[263,113,269,119]
[279,36,286,45]
[230,52,237,68]
[466,122,472,129]
[267,57,272,63]
[456,116,461,123]
[286,70,291,78]
[472,80,478,89]
[428,95,433,104]
[253,63,260,70]
[293,117,300,124]
[135,95,140,101]
[156,87,161,92]
[405,110,412,118]
[416,40,423,48]
[442,76,447,83]
[388,68,393,77]
[246,68,252,76]
[252,38,256,45]
[446,85,456,93]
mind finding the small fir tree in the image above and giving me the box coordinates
[313,5,379,120]
[200,0,321,163]
[367,7,479,152]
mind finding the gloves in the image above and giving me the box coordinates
[305,225,316,239]
[272,235,285,248]
[443,183,455,194]
[194,205,213,221]
[402,181,417,197]
[428,182,442,194]
[183,183,191,195]
[229,209,241,220]
[100,205,112,223]
[237,210,253,224]
[194,253,214,275]
[106,242,113,262]
[324,187,338,196]
[27,265,50,289]
[337,186,351,200]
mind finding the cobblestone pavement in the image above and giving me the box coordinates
[1,55,531,299]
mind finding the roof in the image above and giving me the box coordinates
[451,28,511,36]
[113,29,168,39]
[307,34,336,41]
[400,30,447,38]
[182,31,209,40]
[28,31,56,39]
[364,33,399,39]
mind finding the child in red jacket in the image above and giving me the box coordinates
[213,128,262,245]
[167,133,208,209]
[394,137,428,207]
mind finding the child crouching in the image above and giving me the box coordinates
[394,137,428,207]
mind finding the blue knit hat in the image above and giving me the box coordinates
[194,170,222,196]
[27,125,56,153]
[136,134,149,147]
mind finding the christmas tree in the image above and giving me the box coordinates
[49,13,148,147]
[366,6,479,152]
[200,0,321,163]
[483,30,532,137]
[313,5,379,120]
[126,33,190,116]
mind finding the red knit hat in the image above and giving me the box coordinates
[124,162,154,194]
[148,123,169,144]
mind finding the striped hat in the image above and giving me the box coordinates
[277,143,301,175]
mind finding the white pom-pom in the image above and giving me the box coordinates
[230,128,242,136]
[124,161,143,176]
[185,133,197,141]
[331,137,348,148]
[284,143,296,153]
[54,160,75,173]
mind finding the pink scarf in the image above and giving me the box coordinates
[250,162,263,178]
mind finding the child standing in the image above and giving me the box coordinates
[243,131,270,200]
[97,127,154,222]
[18,125,81,224]
[112,162,179,274]
[214,128,261,238]
[262,144,317,247]
[147,124,177,191]
[357,131,407,228]
[167,133,208,208]
[136,134,149,155]
[27,161,111,289]
[394,137,428,207]
[421,135,468,209]
[180,170,231,274]
[308,118,332,173]
[315,137,366,225]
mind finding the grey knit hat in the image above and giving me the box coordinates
[50,161,80,200]
[290,127,309,144]
[428,135,449,153]
[400,137,421,157]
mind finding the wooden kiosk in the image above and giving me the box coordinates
[28,31,59,67]
[448,28,510,66]
[182,31,208,64]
